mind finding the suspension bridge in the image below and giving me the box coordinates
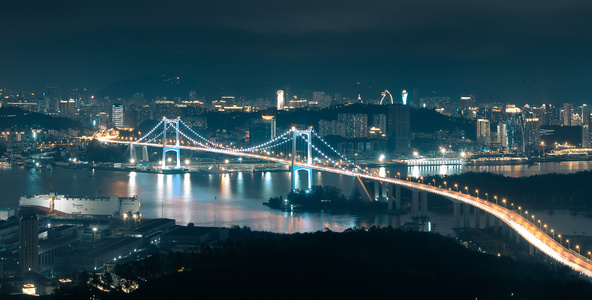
[97,117,592,277]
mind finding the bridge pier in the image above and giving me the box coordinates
[494,217,500,235]
[485,212,491,229]
[386,184,402,210]
[474,208,480,229]
[463,203,471,228]
[421,191,428,217]
[130,143,137,163]
[412,190,419,218]
[142,146,149,162]
[453,201,461,228]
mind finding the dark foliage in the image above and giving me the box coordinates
[104,227,592,299]
[0,107,83,130]
[82,139,125,163]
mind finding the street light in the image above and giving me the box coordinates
[502,199,506,208]
[475,189,479,198]
[537,220,541,228]
[464,186,468,194]
[550,229,554,239]
[576,245,580,254]
[455,184,458,192]
[397,172,400,179]
[494,196,498,204]
[485,193,488,201]
[444,181,447,189]
[420,176,424,184]
[567,239,570,249]
[432,179,436,186]
[558,234,562,244]
[588,251,591,260]
[543,224,547,233]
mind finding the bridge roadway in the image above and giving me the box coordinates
[100,139,592,277]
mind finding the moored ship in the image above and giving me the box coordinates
[19,194,140,218]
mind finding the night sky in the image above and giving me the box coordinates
[1,0,591,103]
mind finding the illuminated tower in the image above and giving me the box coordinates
[276,90,285,110]
[112,104,124,128]
[19,209,38,274]
[563,103,573,126]
[477,119,491,146]
[497,123,508,150]
[401,90,408,105]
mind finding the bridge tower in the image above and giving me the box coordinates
[130,143,137,163]
[291,128,313,191]
[162,117,181,170]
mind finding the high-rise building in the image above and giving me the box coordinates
[582,106,591,148]
[563,103,573,126]
[276,90,285,110]
[401,90,408,105]
[505,105,523,151]
[387,105,410,154]
[112,104,124,128]
[338,113,368,138]
[372,114,387,134]
[523,118,541,151]
[313,92,330,108]
[19,209,38,274]
[477,119,491,146]
[497,123,508,150]
[459,95,476,110]
[249,114,276,146]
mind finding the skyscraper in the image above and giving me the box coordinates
[249,114,276,146]
[19,209,38,274]
[563,103,573,126]
[523,118,541,151]
[276,90,285,110]
[401,90,408,105]
[497,123,508,150]
[112,104,124,128]
[387,105,410,154]
[477,119,491,146]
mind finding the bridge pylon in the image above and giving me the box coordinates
[130,143,137,163]
[291,128,312,191]
[162,117,181,170]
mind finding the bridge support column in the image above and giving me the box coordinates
[474,208,480,229]
[386,184,395,210]
[396,185,401,210]
[485,212,491,229]
[421,191,428,217]
[130,143,136,163]
[453,201,461,228]
[502,223,509,238]
[142,146,149,162]
[494,217,500,235]
[412,190,419,218]
[463,203,471,228]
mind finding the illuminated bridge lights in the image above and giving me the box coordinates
[99,118,592,277]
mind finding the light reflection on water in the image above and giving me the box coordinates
[0,161,590,234]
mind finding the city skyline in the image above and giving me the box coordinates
[1,1,592,104]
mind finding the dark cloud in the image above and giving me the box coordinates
[1,0,591,103]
